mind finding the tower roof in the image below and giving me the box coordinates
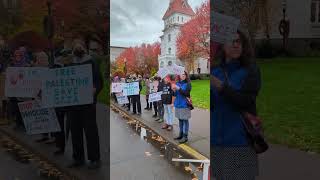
[162,0,195,20]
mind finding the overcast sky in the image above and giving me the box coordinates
[110,0,207,47]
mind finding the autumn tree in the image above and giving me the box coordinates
[177,0,210,73]
[114,42,160,77]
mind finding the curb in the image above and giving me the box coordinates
[111,102,209,161]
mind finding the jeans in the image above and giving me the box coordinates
[179,119,189,136]
[163,104,173,125]
[157,101,164,119]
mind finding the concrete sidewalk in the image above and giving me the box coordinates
[119,95,210,158]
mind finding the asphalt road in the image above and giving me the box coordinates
[110,110,190,180]
[0,138,46,180]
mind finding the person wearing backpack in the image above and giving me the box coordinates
[211,30,261,180]
[172,71,191,144]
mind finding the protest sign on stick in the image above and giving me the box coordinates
[18,100,61,135]
[157,68,169,79]
[148,91,162,102]
[41,64,93,108]
[112,83,124,93]
[212,11,240,44]
[5,67,47,98]
[122,82,139,96]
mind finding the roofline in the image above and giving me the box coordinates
[110,46,129,49]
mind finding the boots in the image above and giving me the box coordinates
[179,134,188,144]
[174,132,183,140]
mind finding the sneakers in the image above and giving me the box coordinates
[67,160,85,168]
[157,119,164,123]
[167,125,173,131]
[152,114,157,118]
[174,133,183,140]
[161,124,168,129]
[179,136,188,144]
[53,149,65,156]
[88,160,101,170]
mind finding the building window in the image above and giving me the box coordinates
[178,16,179,21]
[168,48,171,54]
[160,61,164,68]
[168,34,171,42]
[182,17,184,22]
[311,0,320,23]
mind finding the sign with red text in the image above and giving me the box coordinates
[18,100,61,135]
[212,11,240,44]
[5,67,47,98]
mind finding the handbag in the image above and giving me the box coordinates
[222,68,268,154]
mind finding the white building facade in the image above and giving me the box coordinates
[158,0,209,74]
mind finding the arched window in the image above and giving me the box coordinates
[168,48,171,54]
[168,34,171,42]
[160,61,164,68]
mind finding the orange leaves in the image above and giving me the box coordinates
[114,42,161,76]
[177,0,210,62]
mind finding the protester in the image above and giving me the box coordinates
[8,49,30,131]
[161,75,174,131]
[131,75,142,115]
[67,41,103,169]
[172,71,192,143]
[144,77,152,110]
[211,30,261,179]
[156,77,164,122]
[151,77,158,118]
[32,52,55,144]
[125,75,132,111]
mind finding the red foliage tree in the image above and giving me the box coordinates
[114,42,160,77]
[177,0,210,71]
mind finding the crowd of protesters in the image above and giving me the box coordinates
[0,37,103,169]
[112,71,192,144]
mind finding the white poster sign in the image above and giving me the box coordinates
[112,83,124,93]
[212,11,240,44]
[18,100,61,135]
[116,93,129,105]
[5,67,47,98]
[157,68,169,79]
[123,82,139,96]
[148,91,162,102]
[41,64,93,108]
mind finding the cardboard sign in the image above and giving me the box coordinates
[122,82,139,96]
[116,93,129,105]
[148,91,162,102]
[111,83,124,93]
[157,68,169,79]
[18,100,61,135]
[212,11,240,44]
[41,64,93,108]
[172,65,185,75]
[5,67,47,98]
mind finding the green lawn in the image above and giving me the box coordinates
[257,58,320,153]
[141,80,210,109]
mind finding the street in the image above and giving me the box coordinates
[0,135,46,180]
[110,110,190,180]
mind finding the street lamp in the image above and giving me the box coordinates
[279,0,289,54]
[124,58,127,77]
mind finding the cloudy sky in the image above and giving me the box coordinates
[110,0,207,47]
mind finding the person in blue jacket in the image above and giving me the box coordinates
[211,30,261,180]
[172,71,192,144]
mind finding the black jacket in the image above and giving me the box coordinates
[161,82,173,104]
